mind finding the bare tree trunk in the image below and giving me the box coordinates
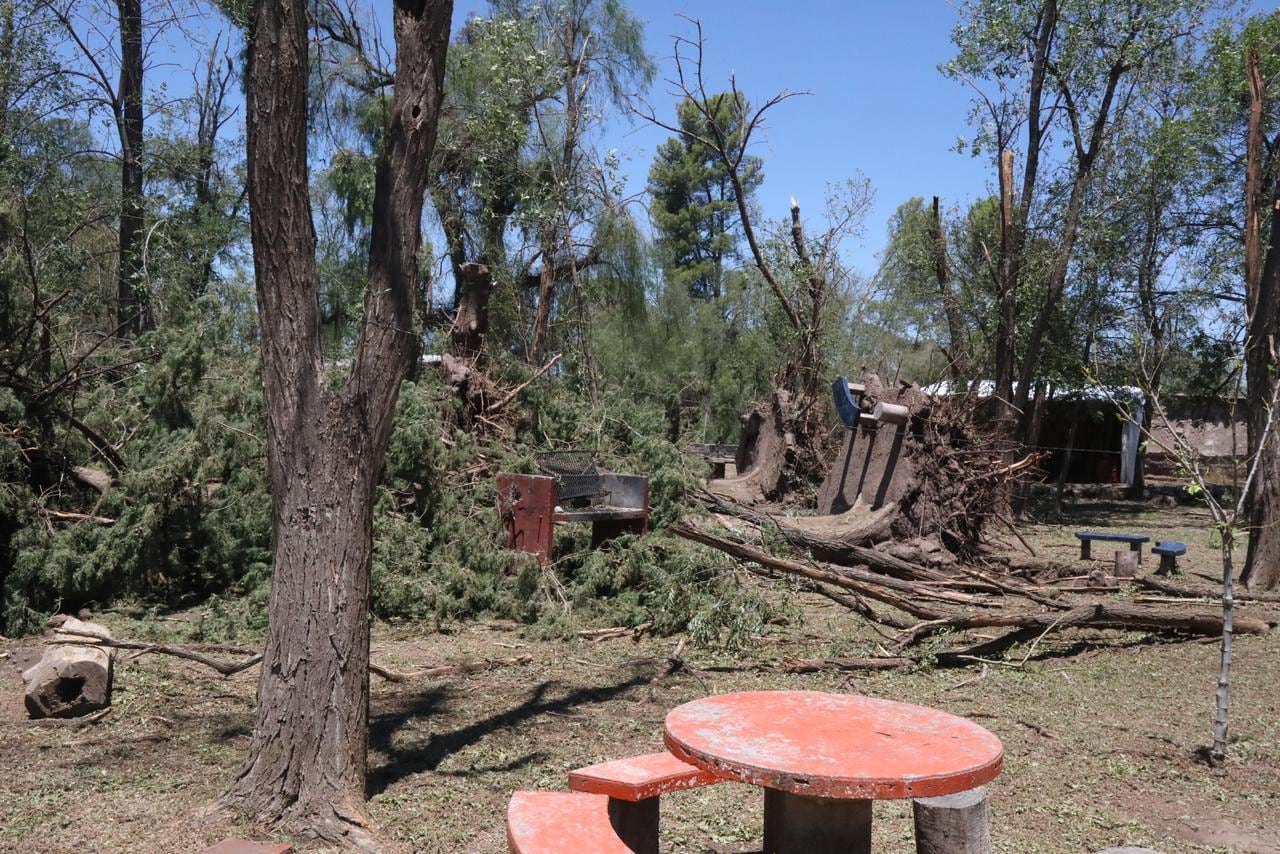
[531,256,555,364]
[191,43,233,297]
[116,0,146,333]
[993,148,1019,430]
[1212,541,1234,764]
[931,196,966,382]
[219,0,452,844]
[1241,50,1280,593]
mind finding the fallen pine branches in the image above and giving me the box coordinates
[891,602,1273,647]
[672,520,1274,660]
[670,521,955,620]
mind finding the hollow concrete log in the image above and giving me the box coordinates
[22,616,114,719]
[913,786,991,854]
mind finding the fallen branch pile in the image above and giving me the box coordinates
[670,518,1275,670]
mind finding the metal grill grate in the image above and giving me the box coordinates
[536,451,605,505]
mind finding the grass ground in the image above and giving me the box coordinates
[2,499,1278,853]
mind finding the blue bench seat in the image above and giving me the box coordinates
[1076,531,1150,562]
[1152,541,1186,575]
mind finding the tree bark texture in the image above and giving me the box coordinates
[931,196,967,382]
[451,261,493,356]
[1241,50,1280,593]
[220,0,452,844]
[1212,542,1234,764]
[116,0,146,333]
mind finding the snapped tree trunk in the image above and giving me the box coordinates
[116,0,146,333]
[218,0,452,844]
[451,261,493,356]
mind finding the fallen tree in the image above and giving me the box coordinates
[671,521,1275,662]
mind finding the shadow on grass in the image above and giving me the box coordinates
[366,663,659,796]
[1018,631,1199,665]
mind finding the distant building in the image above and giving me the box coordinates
[922,381,1245,488]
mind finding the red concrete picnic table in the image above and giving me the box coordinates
[664,690,1003,853]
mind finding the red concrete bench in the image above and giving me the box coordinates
[567,751,725,852]
[506,790,632,853]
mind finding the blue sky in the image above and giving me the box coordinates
[146,0,1277,276]
[452,0,996,273]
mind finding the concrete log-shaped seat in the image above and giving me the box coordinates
[1075,531,1150,562]
[506,791,633,854]
[1152,541,1186,576]
[568,751,725,852]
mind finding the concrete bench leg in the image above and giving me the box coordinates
[913,786,991,854]
[763,789,871,853]
[607,798,658,854]
[1080,540,1092,560]
[1130,541,1143,564]
[1157,554,1178,576]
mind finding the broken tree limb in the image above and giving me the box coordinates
[487,354,561,414]
[693,490,953,582]
[368,655,533,683]
[782,655,912,672]
[670,521,955,620]
[42,509,115,525]
[742,562,913,630]
[898,602,1272,647]
[49,629,263,676]
[1135,574,1280,604]
[51,628,533,683]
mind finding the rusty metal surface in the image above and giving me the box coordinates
[497,474,556,564]
[498,470,649,565]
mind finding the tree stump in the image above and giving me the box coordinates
[912,786,991,854]
[1114,550,1139,578]
[22,616,114,719]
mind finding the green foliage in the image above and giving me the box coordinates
[648,94,763,301]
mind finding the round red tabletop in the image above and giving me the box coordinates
[664,691,1003,800]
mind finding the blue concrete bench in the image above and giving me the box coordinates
[1152,541,1186,576]
[1076,531,1149,563]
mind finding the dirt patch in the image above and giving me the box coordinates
[1,500,1278,853]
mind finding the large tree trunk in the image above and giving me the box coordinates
[223,429,379,841]
[116,0,146,333]
[1241,50,1280,593]
[219,0,452,844]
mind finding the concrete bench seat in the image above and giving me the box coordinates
[1152,541,1186,576]
[1076,531,1150,562]
[506,791,632,854]
[567,752,724,852]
